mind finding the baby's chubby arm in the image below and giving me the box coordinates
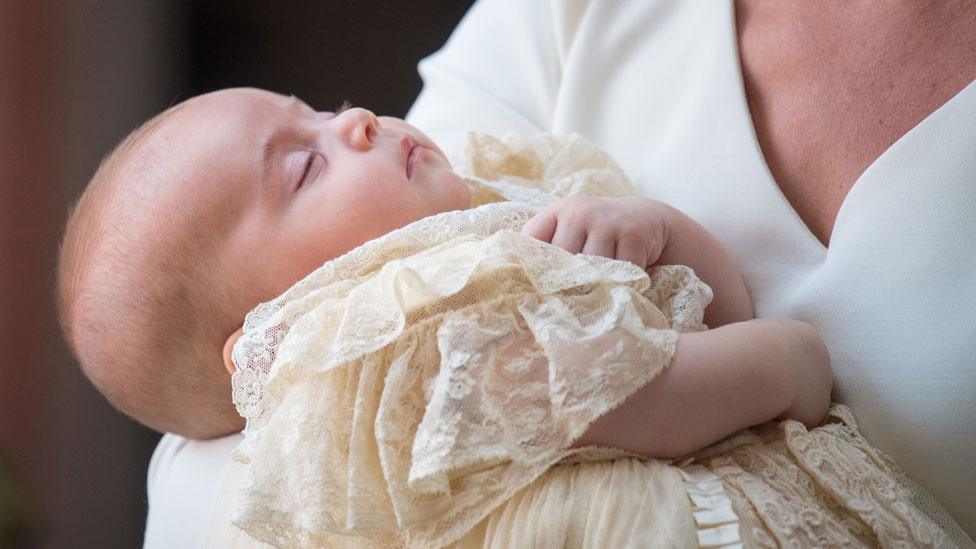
[572,318,832,458]
[522,196,753,328]
[523,197,832,458]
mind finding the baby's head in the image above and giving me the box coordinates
[57,87,470,439]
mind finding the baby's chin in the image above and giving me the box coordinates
[432,169,472,213]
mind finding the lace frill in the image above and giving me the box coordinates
[445,405,971,549]
[230,207,711,547]
[229,133,713,547]
[227,132,974,549]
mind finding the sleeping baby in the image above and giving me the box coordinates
[57,88,968,548]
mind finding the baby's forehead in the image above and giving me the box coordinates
[94,95,269,243]
[118,91,275,184]
[99,87,311,242]
[176,88,300,132]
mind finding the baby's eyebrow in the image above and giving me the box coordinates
[285,94,316,116]
[261,96,314,187]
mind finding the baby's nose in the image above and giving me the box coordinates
[335,107,379,151]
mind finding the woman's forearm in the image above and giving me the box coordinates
[570,318,832,459]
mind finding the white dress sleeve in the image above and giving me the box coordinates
[406,0,592,154]
[143,433,243,548]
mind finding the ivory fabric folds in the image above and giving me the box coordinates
[225,134,968,548]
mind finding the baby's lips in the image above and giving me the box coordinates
[401,135,417,177]
[409,146,435,179]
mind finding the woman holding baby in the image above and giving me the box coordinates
[140,0,975,545]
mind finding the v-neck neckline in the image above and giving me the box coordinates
[726,1,976,254]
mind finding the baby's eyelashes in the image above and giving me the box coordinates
[295,151,326,190]
[282,149,324,192]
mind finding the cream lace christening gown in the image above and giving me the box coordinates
[223,134,972,549]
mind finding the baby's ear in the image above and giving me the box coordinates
[222,327,244,375]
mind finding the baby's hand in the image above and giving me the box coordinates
[522,196,673,268]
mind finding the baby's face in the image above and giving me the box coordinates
[158,88,470,309]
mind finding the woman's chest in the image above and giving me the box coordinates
[734,0,976,246]
[557,1,976,322]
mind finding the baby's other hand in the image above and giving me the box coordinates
[522,196,673,269]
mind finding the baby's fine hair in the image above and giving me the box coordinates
[57,103,245,440]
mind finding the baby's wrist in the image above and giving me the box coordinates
[637,198,679,256]
[774,319,833,427]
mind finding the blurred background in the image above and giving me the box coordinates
[0,1,474,546]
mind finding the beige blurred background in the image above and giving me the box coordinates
[0,1,473,546]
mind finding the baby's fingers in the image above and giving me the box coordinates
[550,222,587,254]
[522,209,557,243]
[615,233,648,269]
[581,230,616,259]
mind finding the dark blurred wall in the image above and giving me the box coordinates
[2,3,187,548]
[186,1,474,116]
[0,2,61,544]
[0,1,472,547]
